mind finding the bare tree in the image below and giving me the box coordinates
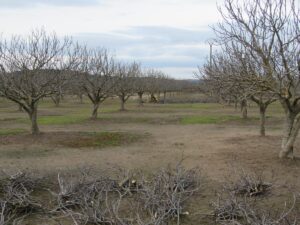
[135,71,148,107]
[156,73,173,104]
[77,48,116,119]
[114,62,140,111]
[213,0,299,148]
[235,43,278,136]
[50,71,69,107]
[200,52,250,119]
[250,94,277,136]
[198,59,239,108]
[0,29,77,134]
[66,72,86,104]
[201,45,278,136]
[145,69,161,103]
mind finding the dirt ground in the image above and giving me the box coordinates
[0,97,299,224]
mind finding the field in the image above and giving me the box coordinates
[0,95,299,224]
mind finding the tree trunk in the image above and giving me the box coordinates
[259,105,266,137]
[279,112,300,159]
[242,106,248,119]
[54,95,61,107]
[91,102,99,119]
[241,99,248,119]
[120,96,126,111]
[149,94,157,103]
[138,92,143,107]
[29,105,39,135]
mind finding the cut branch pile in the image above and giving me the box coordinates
[136,164,201,225]
[0,171,42,225]
[49,164,202,225]
[223,170,272,197]
[212,193,298,225]
[0,167,297,225]
[211,169,298,225]
[211,193,246,221]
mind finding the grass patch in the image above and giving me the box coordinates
[96,115,179,125]
[58,131,142,148]
[2,148,53,159]
[18,115,87,125]
[180,115,243,125]
[162,103,221,110]
[0,131,144,149]
[16,107,120,125]
[38,115,87,125]
[0,128,27,136]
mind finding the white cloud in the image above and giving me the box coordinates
[0,0,221,78]
[158,67,198,79]
[0,0,100,8]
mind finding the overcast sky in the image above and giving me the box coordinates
[0,0,221,79]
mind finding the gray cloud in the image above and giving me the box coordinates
[75,26,213,48]
[0,0,100,8]
[74,26,213,78]
[123,26,213,43]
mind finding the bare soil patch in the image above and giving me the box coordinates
[0,102,299,224]
[0,131,143,149]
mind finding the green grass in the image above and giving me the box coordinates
[32,106,119,125]
[162,103,220,110]
[1,97,283,127]
[59,131,143,148]
[0,128,27,136]
[17,115,88,125]
[38,115,87,125]
[180,115,243,125]
[97,116,177,124]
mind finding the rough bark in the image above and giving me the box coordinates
[119,96,126,111]
[91,102,100,120]
[29,105,39,135]
[279,112,300,159]
[251,96,276,136]
[120,100,125,111]
[241,99,248,119]
[259,105,266,137]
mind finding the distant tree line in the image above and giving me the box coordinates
[0,29,195,135]
[198,0,299,159]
